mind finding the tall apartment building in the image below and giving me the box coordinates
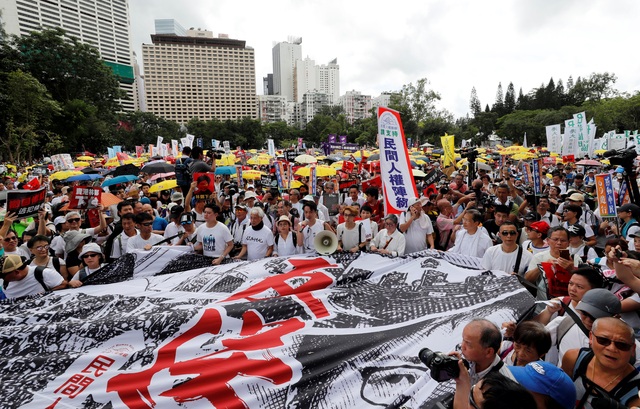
[294,57,317,103]
[272,38,302,102]
[258,95,288,124]
[142,23,257,123]
[0,0,137,111]
[372,92,395,110]
[297,92,329,128]
[338,90,372,125]
[317,59,340,105]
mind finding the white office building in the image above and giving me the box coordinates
[0,0,137,111]
[272,38,302,102]
[317,59,340,105]
[338,90,372,124]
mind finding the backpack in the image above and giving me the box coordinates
[175,157,193,186]
[275,231,297,246]
[3,266,49,291]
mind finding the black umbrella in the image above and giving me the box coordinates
[141,162,175,174]
[325,155,346,163]
[81,167,101,174]
[108,163,140,177]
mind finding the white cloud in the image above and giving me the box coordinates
[128,0,640,119]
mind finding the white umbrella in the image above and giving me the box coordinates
[295,154,317,164]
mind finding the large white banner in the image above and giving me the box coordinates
[545,124,562,154]
[562,119,579,157]
[573,112,589,158]
[0,249,533,409]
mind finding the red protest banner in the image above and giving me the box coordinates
[69,186,102,210]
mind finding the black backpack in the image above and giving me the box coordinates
[3,266,49,291]
[175,157,193,186]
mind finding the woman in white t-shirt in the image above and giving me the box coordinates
[68,243,106,288]
[336,205,366,252]
[273,215,300,257]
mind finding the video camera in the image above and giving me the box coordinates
[207,148,226,160]
[419,348,469,382]
[603,148,636,169]
[458,147,479,163]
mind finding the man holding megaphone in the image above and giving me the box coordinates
[297,201,333,255]
[370,215,406,257]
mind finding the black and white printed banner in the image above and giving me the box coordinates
[0,249,533,408]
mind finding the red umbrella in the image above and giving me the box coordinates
[575,159,603,166]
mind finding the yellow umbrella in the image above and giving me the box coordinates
[511,153,535,160]
[50,170,82,181]
[594,149,607,155]
[295,165,337,177]
[290,180,305,189]
[241,170,265,180]
[215,154,237,166]
[149,179,178,193]
[247,156,270,165]
[330,161,344,169]
[77,155,95,161]
[73,161,90,167]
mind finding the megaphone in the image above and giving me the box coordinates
[314,231,338,255]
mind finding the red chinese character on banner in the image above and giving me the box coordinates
[81,355,115,377]
[224,258,335,319]
[54,374,94,398]
[107,308,303,408]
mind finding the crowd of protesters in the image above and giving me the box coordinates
[2,146,640,408]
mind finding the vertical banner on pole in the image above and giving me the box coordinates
[310,166,317,197]
[595,173,618,217]
[378,107,418,215]
[532,159,543,195]
[545,124,562,154]
[236,165,244,189]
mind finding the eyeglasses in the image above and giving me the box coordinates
[35,245,50,251]
[180,221,192,225]
[343,213,353,217]
[500,231,518,236]
[4,237,18,242]
[67,218,81,223]
[469,384,480,409]
[592,332,634,351]
[81,253,100,259]
[562,209,573,213]
[141,222,153,226]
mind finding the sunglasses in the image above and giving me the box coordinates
[141,222,153,226]
[82,253,100,259]
[592,332,634,351]
[180,221,192,225]
[35,245,50,251]
[500,231,518,236]
[4,237,18,242]
[67,218,81,223]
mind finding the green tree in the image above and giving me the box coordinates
[492,82,505,116]
[504,82,516,114]
[1,70,61,162]
[470,87,482,117]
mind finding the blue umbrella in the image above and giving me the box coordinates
[101,175,139,187]
[215,166,236,175]
[66,174,104,182]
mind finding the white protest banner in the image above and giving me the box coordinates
[267,139,276,157]
[51,154,75,171]
[587,119,597,158]
[562,119,578,157]
[545,124,562,154]
[180,137,188,149]
[171,140,179,157]
[223,140,230,154]
[156,136,163,149]
[378,107,418,214]
[573,112,589,158]
[186,134,195,148]
[608,133,626,151]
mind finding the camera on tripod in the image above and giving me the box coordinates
[603,148,636,168]
[458,147,479,163]
[419,348,469,382]
[207,148,226,160]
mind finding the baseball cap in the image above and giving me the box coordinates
[576,288,621,319]
[276,215,291,225]
[618,203,640,215]
[171,192,184,202]
[1,254,27,275]
[53,216,67,226]
[567,224,586,237]
[523,212,539,222]
[302,194,315,202]
[234,204,248,211]
[247,184,255,189]
[630,233,640,239]
[244,191,257,201]
[510,361,576,409]
[529,221,550,235]
[78,242,103,259]
[568,192,585,202]
[139,197,151,204]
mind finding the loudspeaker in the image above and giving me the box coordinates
[314,230,338,255]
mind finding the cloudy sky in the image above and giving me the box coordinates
[128,0,640,119]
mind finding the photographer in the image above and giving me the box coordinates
[189,146,212,173]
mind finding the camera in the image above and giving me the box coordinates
[207,148,225,160]
[603,148,636,168]
[440,186,450,195]
[458,147,479,162]
[419,348,469,382]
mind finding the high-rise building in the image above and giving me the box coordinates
[154,19,186,37]
[0,0,137,111]
[338,90,372,125]
[317,59,340,105]
[294,57,317,103]
[258,95,288,124]
[142,23,257,123]
[272,38,302,102]
[263,74,274,95]
[298,92,329,128]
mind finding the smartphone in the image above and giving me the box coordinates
[559,249,571,260]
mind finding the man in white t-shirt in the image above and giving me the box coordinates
[195,203,233,265]
[1,254,66,299]
[482,221,532,275]
[111,213,138,259]
[450,209,492,258]
[233,207,274,261]
[399,196,434,253]
[126,212,165,253]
